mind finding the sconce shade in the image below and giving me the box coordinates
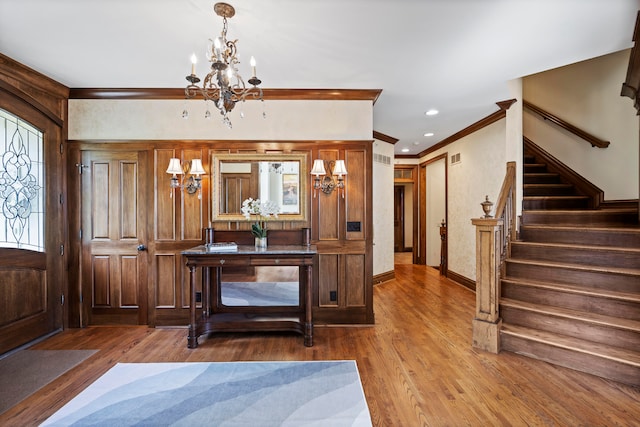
[310,159,326,176]
[333,160,348,176]
[190,159,206,175]
[166,158,184,175]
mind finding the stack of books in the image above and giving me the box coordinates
[205,242,238,252]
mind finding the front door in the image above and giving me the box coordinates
[80,150,148,325]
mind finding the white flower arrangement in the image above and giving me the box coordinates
[241,198,280,238]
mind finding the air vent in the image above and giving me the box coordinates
[451,153,461,165]
[374,153,391,165]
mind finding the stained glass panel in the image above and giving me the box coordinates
[0,109,44,251]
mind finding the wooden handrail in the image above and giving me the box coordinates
[494,161,517,270]
[523,101,610,148]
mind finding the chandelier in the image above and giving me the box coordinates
[185,2,264,128]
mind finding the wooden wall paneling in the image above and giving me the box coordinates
[181,148,205,241]
[317,149,340,241]
[92,162,110,238]
[345,254,366,307]
[155,254,177,308]
[318,254,339,307]
[155,149,177,241]
[345,149,366,241]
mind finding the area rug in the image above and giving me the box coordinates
[0,349,97,414]
[221,281,298,306]
[41,361,372,426]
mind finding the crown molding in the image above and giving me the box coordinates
[69,88,382,102]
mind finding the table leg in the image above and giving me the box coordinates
[304,264,313,347]
[187,265,198,348]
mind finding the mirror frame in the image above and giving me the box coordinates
[211,152,309,222]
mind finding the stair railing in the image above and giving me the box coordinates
[523,101,610,148]
[471,161,516,353]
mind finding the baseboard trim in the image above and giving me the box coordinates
[373,270,395,285]
[447,270,476,291]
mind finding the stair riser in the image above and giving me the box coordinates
[519,227,640,247]
[501,282,640,321]
[510,244,640,269]
[524,174,562,184]
[522,211,638,226]
[523,198,591,210]
[524,186,575,196]
[501,333,640,387]
[500,305,639,351]
[524,164,548,173]
[505,261,639,293]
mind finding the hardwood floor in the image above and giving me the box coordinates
[2,263,639,426]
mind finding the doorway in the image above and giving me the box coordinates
[419,154,447,268]
[79,150,149,326]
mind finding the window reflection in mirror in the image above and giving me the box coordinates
[212,153,308,222]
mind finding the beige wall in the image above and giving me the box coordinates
[69,99,373,140]
[372,139,395,276]
[396,119,509,282]
[523,49,639,200]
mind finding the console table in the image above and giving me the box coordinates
[183,241,317,348]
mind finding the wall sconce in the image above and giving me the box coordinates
[310,159,347,197]
[166,158,206,198]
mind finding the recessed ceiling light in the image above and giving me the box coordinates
[413,141,420,146]
[425,109,439,116]
[401,148,410,153]
[424,132,434,137]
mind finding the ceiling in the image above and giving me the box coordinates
[0,0,638,155]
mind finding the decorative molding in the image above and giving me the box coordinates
[372,131,399,144]
[621,11,640,114]
[373,270,395,285]
[446,270,475,292]
[414,99,515,159]
[69,88,382,102]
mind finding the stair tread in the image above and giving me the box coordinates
[501,277,640,302]
[506,258,640,275]
[524,208,637,214]
[520,224,640,232]
[523,183,573,188]
[512,240,640,253]
[523,196,590,200]
[501,324,640,367]
[500,298,640,332]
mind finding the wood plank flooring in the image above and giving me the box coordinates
[2,263,639,426]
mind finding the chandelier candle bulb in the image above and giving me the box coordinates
[190,53,197,75]
[250,56,256,77]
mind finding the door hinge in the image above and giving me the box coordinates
[61,294,65,305]
[60,244,64,256]
[75,163,88,174]
[59,193,64,205]
[79,229,82,239]
[60,143,64,154]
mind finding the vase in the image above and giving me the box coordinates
[255,237,267,249]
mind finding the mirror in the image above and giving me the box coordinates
[211,153,308,222]
[220,266,299,307]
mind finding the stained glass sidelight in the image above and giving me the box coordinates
[0,109,44,252]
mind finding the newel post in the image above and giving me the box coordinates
[471,216,503,353]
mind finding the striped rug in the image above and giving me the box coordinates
[41,361,372,426]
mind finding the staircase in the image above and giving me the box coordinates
[499,143,640,386]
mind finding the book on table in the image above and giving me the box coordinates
[206,242,238,252]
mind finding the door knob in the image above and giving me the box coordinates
[137,244,147,251]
